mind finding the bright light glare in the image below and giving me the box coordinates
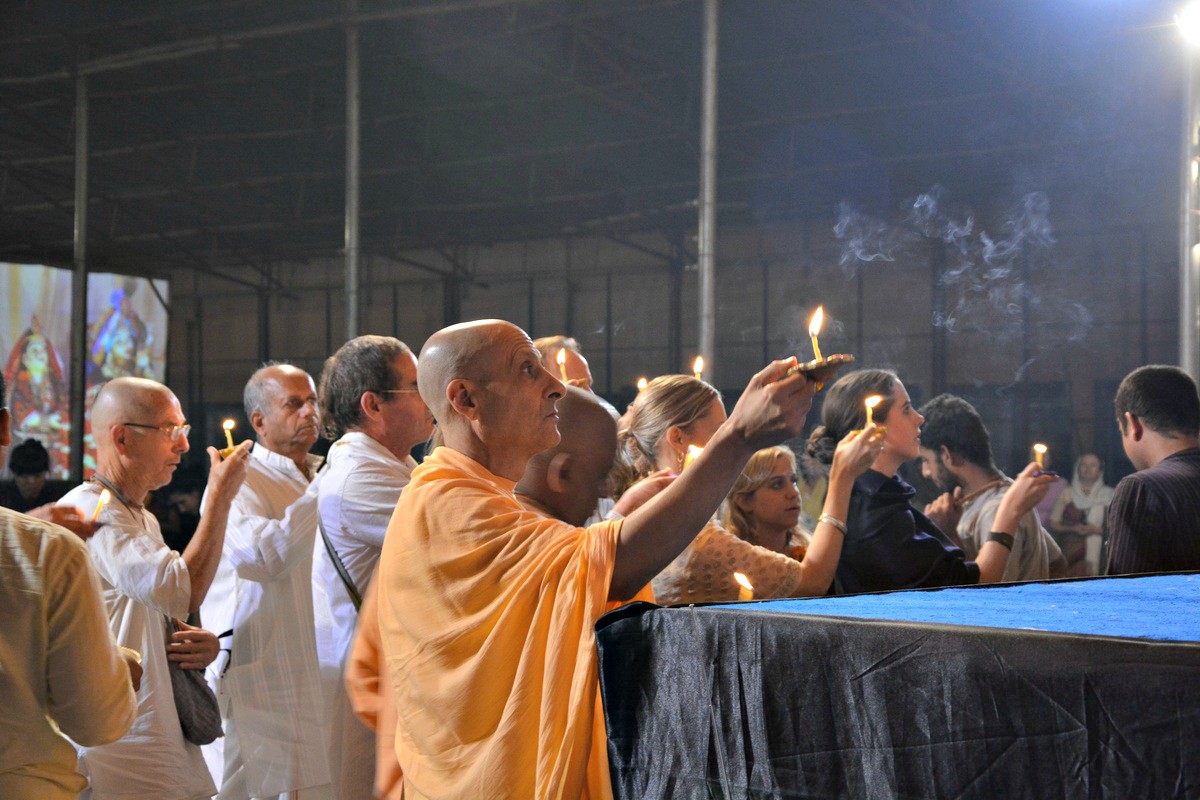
[1177,4,1200,47]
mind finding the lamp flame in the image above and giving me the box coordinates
[808,306,824,338]
[864,395,883,426]
[1033,442,1048,469]
[733,571,754,601]
[92,489,111,522]
[556,348,569,382]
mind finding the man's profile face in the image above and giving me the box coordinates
[256,370,320,454]
[917,446,958,492]
[479,328,565,458]
[377,350,435,458]
[123,390,190,490]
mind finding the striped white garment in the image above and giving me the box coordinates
[199,443,330,799]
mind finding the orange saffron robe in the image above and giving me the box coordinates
[378,447,623,800]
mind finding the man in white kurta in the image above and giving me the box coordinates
[200,364,331,799]
[918,393,1066,581]
[313,335,434,799]
[58,376,250,800]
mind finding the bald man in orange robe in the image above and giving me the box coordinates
[378,320,816,799]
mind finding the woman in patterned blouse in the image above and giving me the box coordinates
[610,375,881,604]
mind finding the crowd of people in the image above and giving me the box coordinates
[2,318,1199,800]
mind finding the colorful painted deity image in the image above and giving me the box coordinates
[81,286,157,471]
[3,317,70,478]
[89,286,153,385]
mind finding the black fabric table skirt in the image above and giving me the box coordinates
[596,577,1200,799]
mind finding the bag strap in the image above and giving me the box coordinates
[317,513,362,612]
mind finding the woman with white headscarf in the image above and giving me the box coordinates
[1048,453,1114,574]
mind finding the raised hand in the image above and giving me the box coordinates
[726,359,817,451]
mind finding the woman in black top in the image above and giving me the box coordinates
[806,369,1052,594]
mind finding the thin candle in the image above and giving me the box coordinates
[636,376,648,392]
[692,355,704,381]
[556,348,568,382]
[1033,443,1048,470]
[733,571,754,602]
[92,489,111,522]
[808,306,824,361]
[222,418,236,450]
[865,395,883,426]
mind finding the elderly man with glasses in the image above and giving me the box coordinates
[313,335,434,800]
[58,375,250,800]
[198,362,334,800]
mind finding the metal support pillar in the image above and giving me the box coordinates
[344,0,361,342]
[697,0,718,383]
[1182,43,1200,379]
[69,67,88,481]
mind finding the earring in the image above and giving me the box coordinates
[676,449,685,471]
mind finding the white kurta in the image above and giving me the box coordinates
[957,479,1063,582]
[200,444,330,799]
[0,507,137,800]
[58,482,216,800]
[314,432,414,800]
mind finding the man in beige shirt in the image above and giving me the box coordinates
[0,372,140,799]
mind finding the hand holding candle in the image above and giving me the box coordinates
[733,571,754,601]
[91,489,111,522]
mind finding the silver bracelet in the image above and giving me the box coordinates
[818,514,848,536]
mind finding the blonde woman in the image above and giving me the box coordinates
[611,375,881,604]
[721,446,810,561]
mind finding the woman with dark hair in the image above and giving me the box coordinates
[612,374,883,603]
[807,369,1054,594]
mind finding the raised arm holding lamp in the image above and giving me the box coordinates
[377,319,831,800]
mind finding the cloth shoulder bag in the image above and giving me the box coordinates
[166,617,223,745]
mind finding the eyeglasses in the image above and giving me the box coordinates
[123,422,192,442]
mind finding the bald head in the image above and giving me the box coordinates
[516,387,618,526]
[91,377,177,449]
[418,319,523,422]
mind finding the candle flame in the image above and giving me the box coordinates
[91,489,111,522]
[808,306,824,337]
[1032,443,1048,455]
[556,347,567,367]
[864,395,883,410]
[636,376,648,391]
[223,418,236,431]
[733,572,754,592]
[692,355,704,377]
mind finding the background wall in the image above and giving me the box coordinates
[166,190,1176,485]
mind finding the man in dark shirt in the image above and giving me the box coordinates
[1106,364,1200,575]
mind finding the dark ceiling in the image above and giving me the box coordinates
[0,0,1184,288]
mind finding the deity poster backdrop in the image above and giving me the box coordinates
[1,263,168,478]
